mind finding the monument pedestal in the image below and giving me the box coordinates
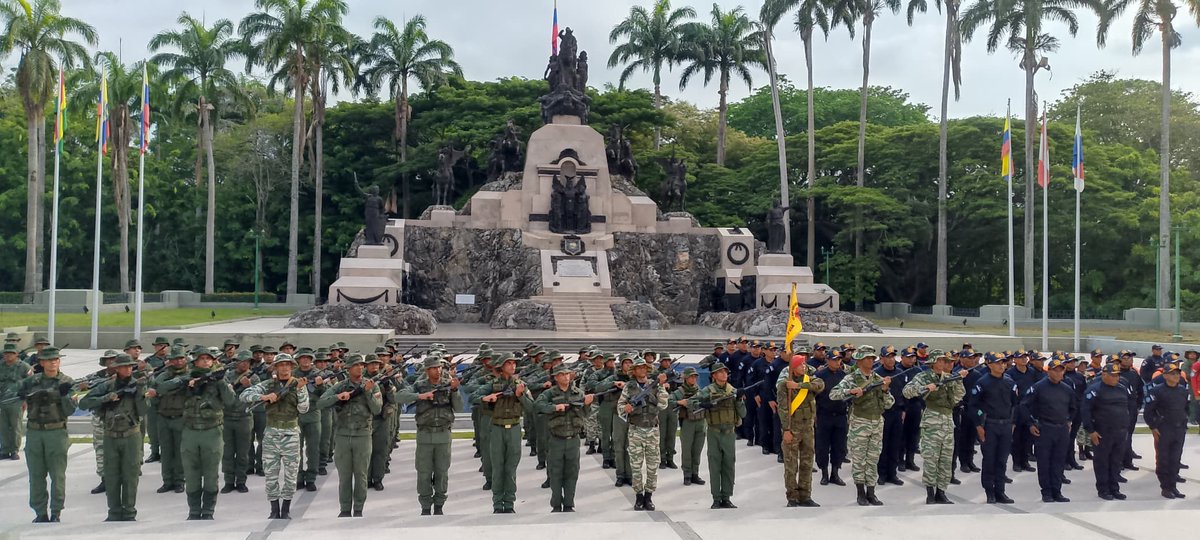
[328,229,408,306]
[752,253,839,311]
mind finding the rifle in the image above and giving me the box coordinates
[695,380,764,410]
[70,371,110,392]
[568,386,620,408]
[246,376,300,412]
[397,344,419,359]
[1,382,74,406]
[627,380,660,408]
[860,366,923,394]
[917,373,964,395]
[335,372,389,408]
[185,369,229,396]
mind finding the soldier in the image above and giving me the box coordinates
[874,345,906,485]
[1082,361,1132,500]
[364,355,398,491]
[220,351,258,494]
[618,357,668,511]
[251,344,275,477]
[829,345,893,506]
[896,347,925,473]
[172,348,237,519]
[293,348,325,492]
[318,355,383,517]
[903,349,965,504]
[146,347,190,494]
[535,363,593,512]
[76,350,117,494]
[778,353,825,507]
[18,347,75,522]
[241,353,309,519]
[655,353,680,469]
[464,351,497,490]
[969,351,1019,504]
[611,355,635,486]
[586,353,623,471]
[397,356,462,515]
[1021,354,1076,503]
[472,353,534,514]
[314,348,335,473]
[143,337,170,464]
[79,355,147,521]
[582,348,605,455]
[671,367,707,486]
[0,342,31,459]
[530,352,558,480]
[1144,361,1188,499]
[21,335,50,371]
[687,362,747,509]
[814,350,849,486]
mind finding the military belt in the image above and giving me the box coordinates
[709,424,736,432]
[107,427,141,438]
[28,421,66,430]
[267,419,300,430]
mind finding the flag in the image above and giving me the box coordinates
[551,0,559,55]
[1036,109,1048,189]
[1072,105,1084,192]
[53,69,66,149]
[96,73,109,155]
[784,282,803,355]
[140,64,150,154]
[1000,111,1012,182]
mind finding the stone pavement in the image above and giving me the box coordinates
[0,430,1195,539]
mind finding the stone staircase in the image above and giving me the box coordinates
[529,294,623,332]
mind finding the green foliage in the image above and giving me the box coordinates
[199,292,281,303]
[726,79,931,138]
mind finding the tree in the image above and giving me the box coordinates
[149,12,244,294]
[358,14,461,219]
[0,0,96,297]
[608,0,696,149]
[677,3,766,167]
[759,0,794,254]
[961,0,1102,309]
[240,0,349,299]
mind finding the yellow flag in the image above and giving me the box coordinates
[784,282,802,355]
[789,372,810,415]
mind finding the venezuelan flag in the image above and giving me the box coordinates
[53,69,66,148]
[552,0,559,55]
[96,73,109,155]
[1001,113,1012,182]
[140,64,150,154]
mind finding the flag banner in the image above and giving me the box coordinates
[551,0,559,55]
[96,73,109,155]
[785,282,802,355]
[140,64,150,154]
[1001,112,1012,182]
[1072,106,1084,192]
[54,69,66,146]
[1036,109,1048,189]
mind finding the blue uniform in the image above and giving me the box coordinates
[1021,377,1077,499]
[1082,380,1132,497]
[874,363,905,483]
[814,364,849,475]
[1117,369,1143,467]
[968,372,1018,498]
[740,353,764,445]
[955,365,987,471]
[897,361,926,470]
[757,356,787,456]
[1007,365,1043,470]
[1139,354,1166,383]
[1144,381,1189,493]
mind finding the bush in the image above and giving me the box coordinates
[200,292,280,303]
[0,292,28,304]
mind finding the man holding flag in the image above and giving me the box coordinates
[777,340,824,508]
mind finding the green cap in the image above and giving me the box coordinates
[853,345,878,361]
[682,367,698,378]
[345,354,367,367]
[336,342,350,352]
[194,348,216,361]
[111,353,137,368]
[273,353,296,366]
[250,344,263,353]
[153,336,171,346]
[631,358,650,368]
[168,347,188,360]
[551,364,572,376]
[100,349,119,360]
[171,338,188,347]
[422,356,442,370]
[295,348,315,359]
[544,350,562,363]
[223,339,240,347]
[33,335,50,346]
[2,343,17,353]
[38,347,61,361]
[4,332,20,342]
[710,362,729,373]
[374,346,390,355]
[261,345,278,354]
[234,350,253,362]
[364,354,381,365]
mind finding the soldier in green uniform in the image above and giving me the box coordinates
[687,362,747,509]
[0,342,31,459]
[618,358,669,511]
[472,353,534,514]
[670,367,706,486]
[79,355,148,521]
[19,347,74,522]
[293,348,326,491]
[21,335,50,371]
[829,345,895,506]
[397,356,462,515]
[76,350,117,494]
[241,353,309,520]
[611,355,635,486]
[143,337,170,463]
[220,351,257,493]
[585,353,621,470]
[314,348,335,474]
[536,363,594,512]
[655,353,680,469]
[521,347,546,455]
[903,349,965,504]
[146,347,190,494]
[581,348,604,454]
[172,348,237,519]
[531,352,558,484]
[317,355,383,517]
[465,351,497,490]
[365,354,398,490]
[778,354,825,507]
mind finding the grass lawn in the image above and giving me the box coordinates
[0,307,296,329]
[864,317,1200,344]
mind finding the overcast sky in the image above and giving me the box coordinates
[54,0,1200,119]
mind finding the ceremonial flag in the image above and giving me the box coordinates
[1001,113,1012,182]
[53,69,66,148]
[784,282,802,355]
[140,64,150,154]
[96,73,109,155]
[552,0,559,55]
[1072,105,1084,192]
[1036,109,1048,189]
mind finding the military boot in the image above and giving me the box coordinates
[819,468,829,485]
[280,500,292,519]
[586,442,597,455]
[634,493,645,511]
[690,475,706,485]
[269,500,280,519]
[643,492,656,511]
[856,484,869,506]
[91,481,106,494]
[865,486,883,506]
[926,486,936,504]
[434,505,444,515]
[829,468,846,486]
[935,489,953,504]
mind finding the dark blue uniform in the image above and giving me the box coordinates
[875,362,906,483]
[1064,370,1088,466]
[814,364,848,481]
[968,371,1018,500]
[1117,368,1143,467]
[1022,377,1077,500]
[897,361,926,470]
[955,365,986,472]
[1139,354,1166,383]
[757,355,787,457]
[1082,380,1132,498]
[1144,381,1189,495]
[1007,365,1043,470]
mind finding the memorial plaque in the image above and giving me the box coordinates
[557,259,595,277]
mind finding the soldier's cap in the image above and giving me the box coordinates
[925,349,949,365]
[111,354,138,368]
[642,349,657,357]
[374,346,390,355]
[901,347,918,357]
[603,353,617,363]
[33,335,50,345]
[698,355,718,368]
[422,356,442,370]
[315,347,331,355]
[528,346,546,357]
[223,339,240,347]
[4,332,19,342]
[476,350,495,362]
[767,342,779,350]
[551,364,572,376]
[364,354,382,365]
[498,353,517,365]
[314,353,330,362]
[813,342,827,351]
[1090,348,1104,357]
[713,342,725,350]
[795,346,812,355]
[250,344,263,353]
[682,367,699,378]
[631,358,650,369]
[1047,358,1068,370]
[344,354,367,367]
[124,339,142,350]
[916,342,929,349]
[852,345,877,361]
[879,345,897,357]
[194,348,217,361]
[1152,344,1163,350]
[957,349,974,358]
[984,352,1007,364]
[578,346,591,355]
[2,343,18,353]
[98,349,119,360]
[523,342,537,350]
[477,342,491,351]
[619,353,634,364]
[710,362,729,374]
[545,350,563,363]
[1101,363,1122,375]
[171,337,188,346]
[295,348,315,359]
[261,345,278,354]
[280,340,295,349]
[336,342,350,352]
[37,347,61,360]
[658,353,673,362]
[153,336,171,346]
[1119,349,1134,357]
[1164,362,1183,373]
[168,347,188,360]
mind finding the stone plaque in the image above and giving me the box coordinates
[557,259,595,277]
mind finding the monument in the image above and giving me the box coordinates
[327,29,838,328]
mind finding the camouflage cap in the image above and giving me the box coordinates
[295,347,315,359]
[335,342,350,352]
[100,349,119,360]
[234,350,253,362]
[551,364,572,376]
[852,345,878,361]
[2,343,17,353]
[315,347,331,356]
[194,348,217,361]
[168,347,188,360]
[498,352,517,365]
[603,353,617,363]
[33,335,50,346]
[712,342,725,350]
[476,350,495,362]
[250,344,263,353]
[37,347,60,360]
[710,362,729,373]
[4,332,20,342]
[658,353,673,362]
[545,350,563,363]
[631,357,650,368]
[171,337,188,347]
[124,339,142,350]
[681,367,699,378]
[280,340,295,349]
[364,354,382,365]
[273,353,296,366]
[923,349,947,365]
[111,353,137,368]
[153,336,171,346]
[422,356,442,370]
[223,338,240,347]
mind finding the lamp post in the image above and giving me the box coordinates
[820,246,835,286]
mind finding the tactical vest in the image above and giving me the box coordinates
[626,381,660,428]
[924,372,958,413]
[706,384,739,427]
[414,382,456,431]
[183,380,226,430]
[677,384,706,421]
[224,369,254,419]
[265,379,301,429]
[545,387,586,437]
[489,377,525,426]
[156,367,189,418]
[848,371,886,419]
[102,378,142,436]
[333,381,374,434]
[26,374,69,428]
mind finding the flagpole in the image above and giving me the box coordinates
[48,70,63,344]
[1006,99,1015,338]
[134,66,147,340]
[1073,103,1082,352]
[1040,101,1048,351]
[90,76,105,349]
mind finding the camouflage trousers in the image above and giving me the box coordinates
[1075,424,1091,449]
[263,427,301,501]
[584,405,600,443]
[782,424,816,501]
[847,416,883,486]
[628,425,661,493]
[91,414,106,477]
[919,409,955,490]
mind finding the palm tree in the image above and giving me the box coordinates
[608,0,696,149]
[149,12,244,294]
[0,0,96,297]
[1098,0,1197,311]
[961,0,1100,309]
[906,0,963,305]
[678,4,766,167]
[240,0,348,299]
[760,0,794,253]
[358,15,461,220]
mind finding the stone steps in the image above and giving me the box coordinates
[544,296,620,332]
[387,337,725,355]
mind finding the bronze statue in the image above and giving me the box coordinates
[659,153,687,212]
[435,145,469,206]
[539,27,591,123]
[549,160,591,234]
[576,51,589,92]
[766,201,788,254]
[354,174,386,245]
[485,120,523,182]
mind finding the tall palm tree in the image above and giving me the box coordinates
[149,12,244,294]
[357,15,460,220]
[0,0,96,297]
[678,4,766,167]
[1099,0,1197,311]
[240,0,348,299]
[608,0,696,149]
[961,0,1101,309]
[760,0,794,252]
[906,0,963,305]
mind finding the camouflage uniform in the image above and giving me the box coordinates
[903,368,965,491]
[618,373,668,499]
[829,362,895,488]
[778,364,825,504]
[241,359,309,516]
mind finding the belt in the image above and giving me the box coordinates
[1039,421,1067,428]
[28,421,66,430]
[985,418,1012,424]
[552,433,579,439]
[108,428,141,438]
[708,424,736,432]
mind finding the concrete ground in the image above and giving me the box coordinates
[0,430,1195,539]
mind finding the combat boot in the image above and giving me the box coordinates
[434,505,444,515]
[819,468,829,486]
[985,490,997,504]
[829,468,846,486]
[280,500,291,519]
[690,475,706,485]
[926,486,937,504]
[634,493,645,511]
[906,458,921,472]
[269,500,280,519]
[995,491,1014,504]
[586,442,597,455]
[91,481,106,494]
[865,486,883,506]
[856,484,869,506]
[422,507,432,515]
[684,475,692,486]
[643,492,656,511]
[935,489,953,504]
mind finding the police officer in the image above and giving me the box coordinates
[903,350,964,504]
[1140,344,1167,383]
[220,351,258,494]
[18,347,74,522]
[398,355,462,515]
[1008,350,1043,473]
[1144,361,1188,499]
[318,355,383,517]
[146,347,189,494]
[875,345,906,485]
[814,349,849,486]
[687,362,747,509]
[1063,355,1088,471]
[671,367,706,486]
[1082,361,1133,500]
[535,363,593,512]
[830,345,893,506]
[897,347,925,473]
[969,352,1018,504]
[0,342,30,459]
[1117,351,1144,471]
[778,353,825,507]
[760,343,787,462]
[956,350,985,475]
[472,353,534,514]
[1022,355,1076,503]
[741,341,765,446]
[79,354,148,521]
[175,348,238,520]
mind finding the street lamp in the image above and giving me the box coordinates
[820,246,836,286]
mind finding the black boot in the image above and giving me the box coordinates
[865,486,883,506]
[820,468,829,486]
[643,492,656,511]
[935,489,953,504]
[995,491,1014,504]
[926,486,936,504]
[91,481,106,494]
[434,505,444,515]
[269,500,280,519]
[856,484,869,506]
[280,500,291,519]
[353,509,363,517]
[691,475,706,485]
[684,475,692,486]
[634,493,645,511]
[586,442,596,455]
[220,482,235,494]
[422,507,432,516]
[829,468,846,486]
[986,490,997,504]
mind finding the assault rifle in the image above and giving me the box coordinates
[695,380,764,410]
[859,366,922,394]
[567,386,621,408]
[917,373,964,395]
[335,372,389,408]
[627,380,660,408]
[246,376,302,412]
[1,382,74,405]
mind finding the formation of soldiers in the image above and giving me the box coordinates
[0,333,1195,522]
